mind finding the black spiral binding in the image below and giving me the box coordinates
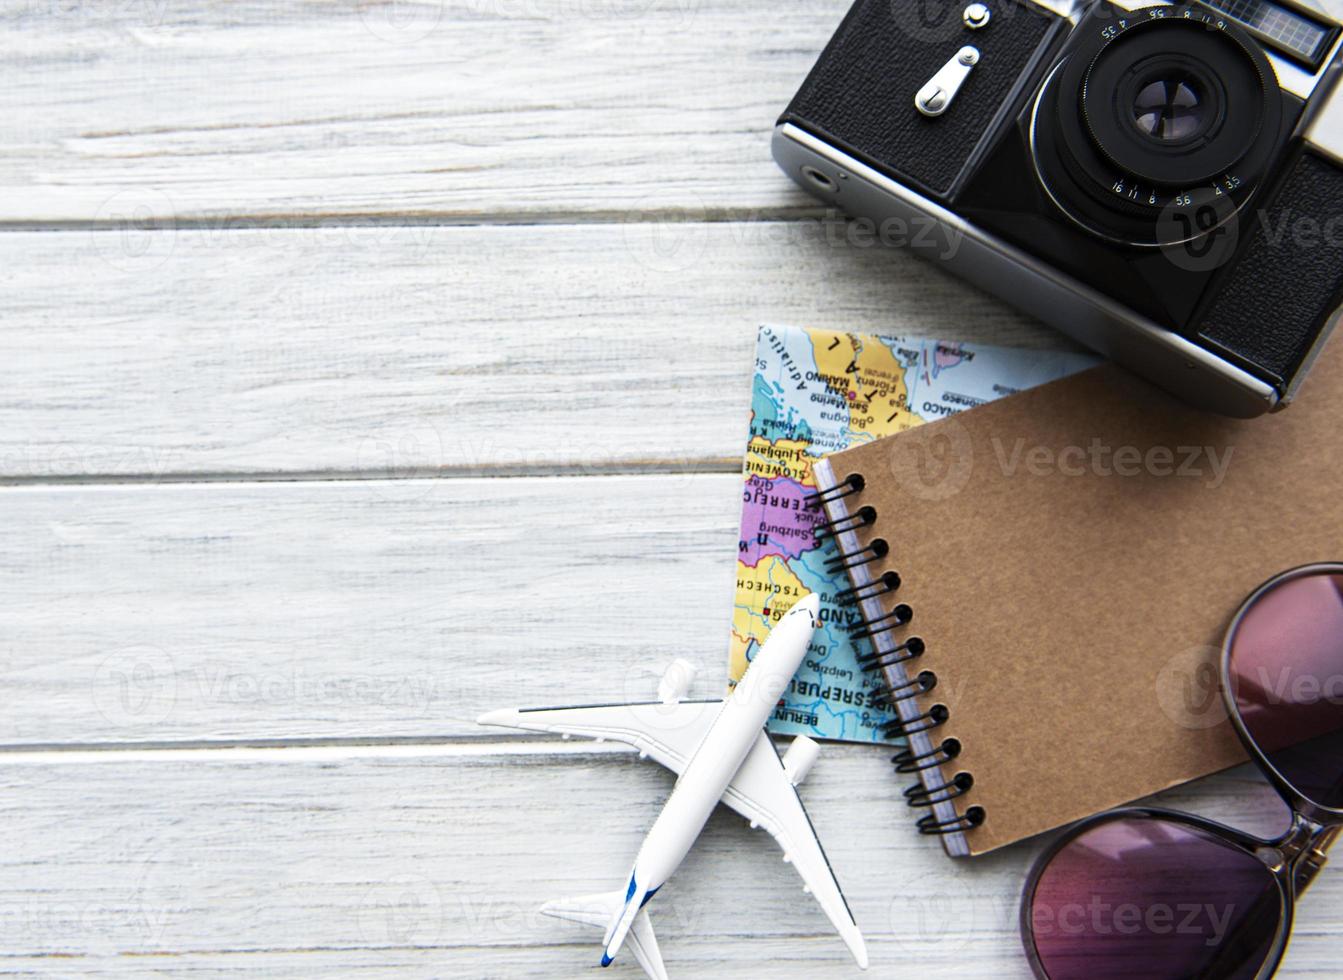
[805,473,865,509]
[893,736,960,773]
[815,472,982,838]
[813,506,876,542]
[917,807,986,835]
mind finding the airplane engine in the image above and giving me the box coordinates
[657,658,698,704]
[782,735,821,786]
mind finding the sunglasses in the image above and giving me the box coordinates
[1021,563,1343,980]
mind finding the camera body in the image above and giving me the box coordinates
[775,0,1343,416]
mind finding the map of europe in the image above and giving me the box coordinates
[728,324,1098,743]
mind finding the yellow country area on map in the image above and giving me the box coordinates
[743,435,815,485]
[728,555,810,685]
[808,328,922,441]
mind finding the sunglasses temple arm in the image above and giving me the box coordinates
[1294,825,1341,897]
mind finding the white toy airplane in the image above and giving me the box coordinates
[478,594,867,978]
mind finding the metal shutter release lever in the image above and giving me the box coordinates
[915,46,980,118]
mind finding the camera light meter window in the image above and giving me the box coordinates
[1217,0,1336,67]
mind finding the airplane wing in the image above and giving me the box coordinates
[477,700,722,776]
[720,732,869,969]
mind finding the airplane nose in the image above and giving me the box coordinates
[788,592,821,624]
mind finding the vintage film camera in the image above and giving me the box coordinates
[775,0,1343,416]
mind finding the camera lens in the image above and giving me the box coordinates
[1131,75,1205,142]
[1030,5,1284,247]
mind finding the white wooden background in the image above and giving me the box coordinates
[2,1,1339,977]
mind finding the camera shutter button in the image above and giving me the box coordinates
[915,46,980,118]
[963,3,991,29]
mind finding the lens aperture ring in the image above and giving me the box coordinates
[1031,4,1284,246]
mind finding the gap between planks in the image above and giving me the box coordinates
[0,735,635,765]
[0,208,826,233]
[0,459,741,489]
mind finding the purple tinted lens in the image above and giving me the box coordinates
[1226,569,1343,809]
[1027,816,1281,980]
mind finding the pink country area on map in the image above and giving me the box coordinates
[932,341,965,373]
[738,475,823,566]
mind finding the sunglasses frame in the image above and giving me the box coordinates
[1021,562,1343,980]
[1221,563,1343,828]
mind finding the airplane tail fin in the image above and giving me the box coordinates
[540,890,667,980]
[601,873,658,969]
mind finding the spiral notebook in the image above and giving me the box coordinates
[728,324,1097,745]
[811,341,1343,857]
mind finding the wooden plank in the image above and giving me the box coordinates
[0,472,746,745]
[0,223,1054,482]
[6,0,1339,224]
[0,745,1333,977]
[0,0,848,222]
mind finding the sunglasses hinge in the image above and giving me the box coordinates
[1289,824,1340,896]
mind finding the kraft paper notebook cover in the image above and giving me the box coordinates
[811,340,1343,858]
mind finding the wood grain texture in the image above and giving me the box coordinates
[0,473,742,745]
[0,745,1335,978]
[6,0,1342,974]
[6,0,1336,224]
[0,223,1053,482]
[0,0,852,222]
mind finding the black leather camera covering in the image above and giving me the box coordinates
[1200,151,1343,385]
[782,0,1057,198]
